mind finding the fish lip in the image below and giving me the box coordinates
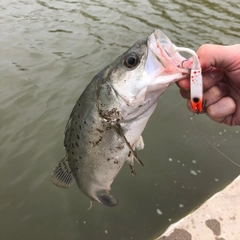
[148,29,189,74]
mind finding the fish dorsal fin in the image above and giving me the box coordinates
[51,155,74,188]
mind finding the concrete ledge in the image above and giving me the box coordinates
[156,175,240,240]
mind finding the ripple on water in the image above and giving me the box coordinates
[1,1,240,240]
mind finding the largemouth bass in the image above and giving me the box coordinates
[51,29,189,207]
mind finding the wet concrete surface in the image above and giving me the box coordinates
[157,175,240,240]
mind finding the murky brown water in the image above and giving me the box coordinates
[1,0,240,239]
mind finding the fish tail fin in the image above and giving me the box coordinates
[51,154,74,188]
[96,192,118,207]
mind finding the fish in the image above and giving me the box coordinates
[51,29,189,207]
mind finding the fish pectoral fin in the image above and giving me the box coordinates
[114,123,144,167]
[51,154,74,188]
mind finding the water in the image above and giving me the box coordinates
[1,0,240,239]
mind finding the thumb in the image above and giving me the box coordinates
[197,44,240,70]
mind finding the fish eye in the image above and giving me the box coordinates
[124,53,139,68]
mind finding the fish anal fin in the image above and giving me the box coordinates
[51,154,74,188]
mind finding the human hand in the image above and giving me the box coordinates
[177,44,240,126]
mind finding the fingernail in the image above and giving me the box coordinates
[210,69,223,78]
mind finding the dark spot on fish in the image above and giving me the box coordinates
[77,134,80,140]
[76,143,79,147]
[79,125,81,130]
[138,105,142,108]
[116,145,124,150]
[84,121,87,124]
[72,143,74,148]
[105,126,112,131]
[96,136,102,145]
[79,156,82,159]
[100,108,122,122]
[76,167,78,170]
[107,158,110,161]
[72,151,75,155]
[89,141,92,143]
[78,103,80,107]
[114,160,119,164]
[92,120,95,123]
[75,159,78,162]
[75,121,77,125]
[128,151,131,157]
[96,128,104,133]
[78,114,80,118]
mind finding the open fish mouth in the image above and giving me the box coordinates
[146,29,189,81]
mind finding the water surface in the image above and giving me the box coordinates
[1,0,240,239]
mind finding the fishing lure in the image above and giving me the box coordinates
[170,44,240,168]
[171,45,203,113]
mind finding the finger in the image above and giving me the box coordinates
[186,99,193,112]
[203,83,229,107]
[179,88,190,99]
[197,44,240,70]
[176,78,190,91]
[202,68,224,91]
[206,97,236,123]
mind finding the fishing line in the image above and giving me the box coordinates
[190,114,240,168]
